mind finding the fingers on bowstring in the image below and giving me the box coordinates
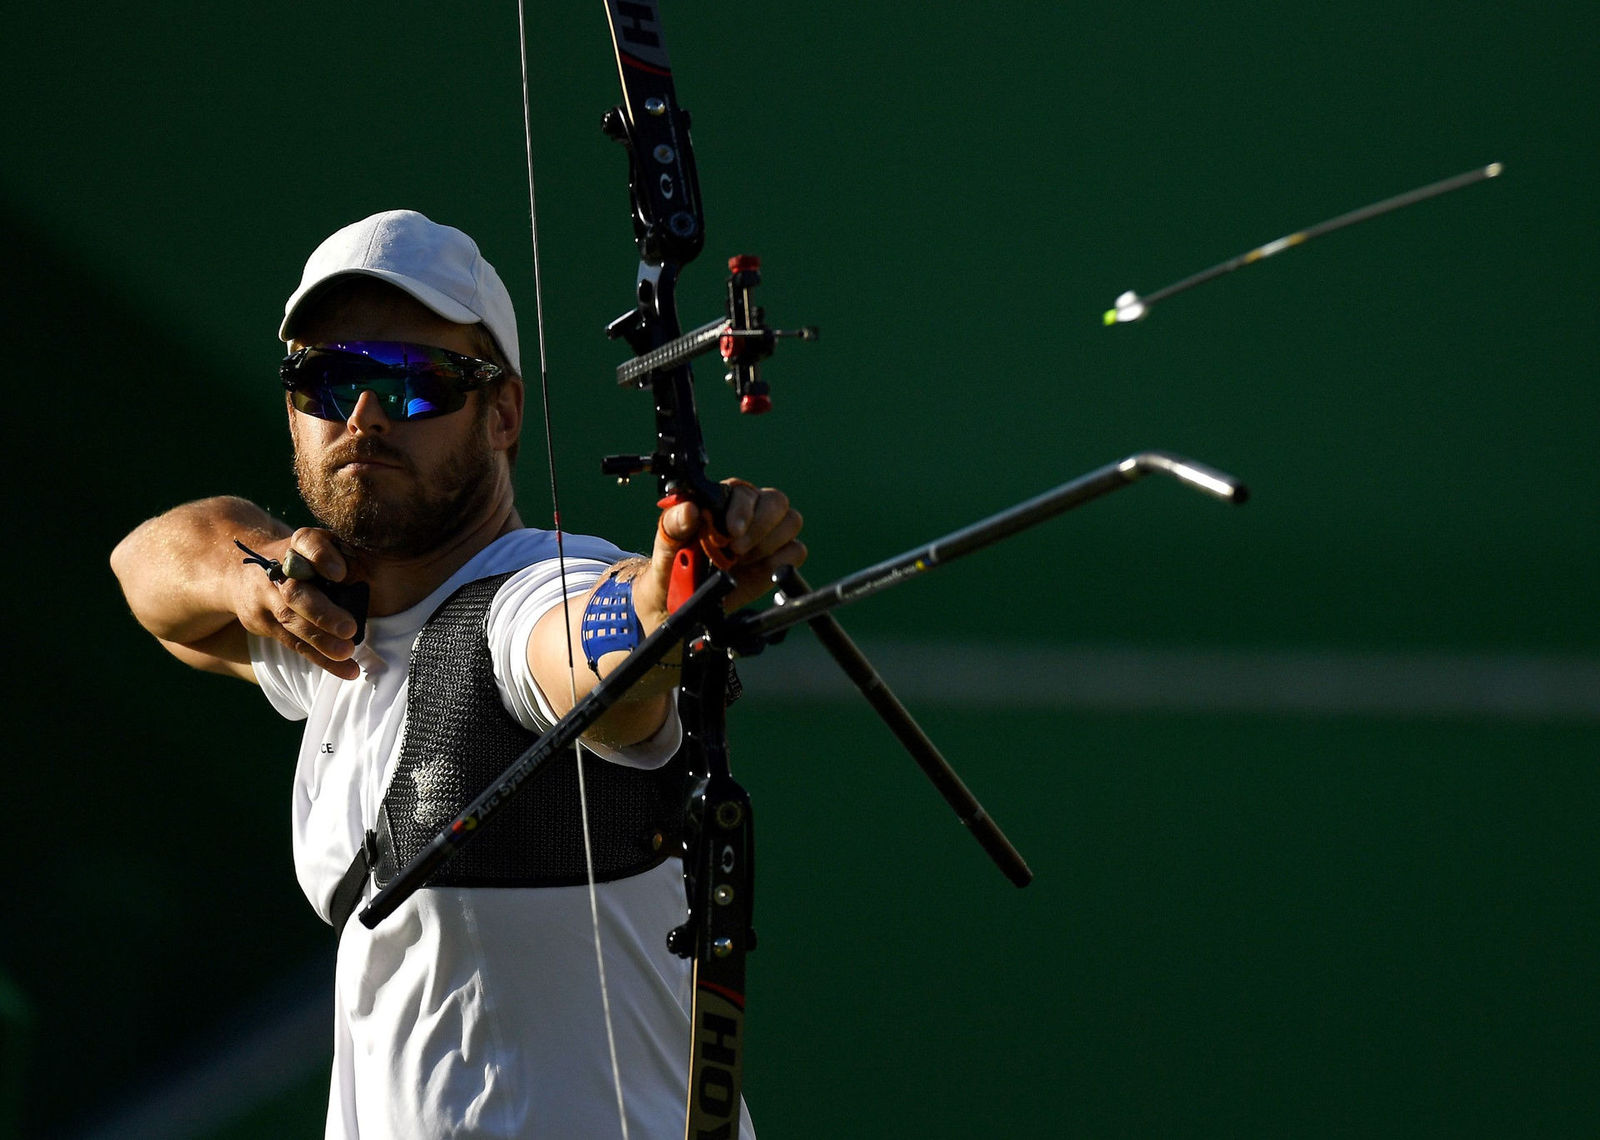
[306,652,361,682]
[274,527,361,645]
[267,582,357,659]
[278,579,361,645]
[290,635,362,681]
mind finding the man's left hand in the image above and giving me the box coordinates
[633,479,806,632]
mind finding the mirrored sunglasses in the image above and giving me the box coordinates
[280,341,503,423]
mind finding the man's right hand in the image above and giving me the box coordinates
[112,497,364,683]
[233,527,364,680]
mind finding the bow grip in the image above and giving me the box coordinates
[658,484,737,612]
[667,546,704,614]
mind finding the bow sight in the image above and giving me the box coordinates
[603,256,819,459]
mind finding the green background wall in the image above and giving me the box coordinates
[3,2,1595,1136]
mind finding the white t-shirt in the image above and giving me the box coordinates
[250,529,753,1140]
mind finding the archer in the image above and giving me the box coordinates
[109,209,800,1139]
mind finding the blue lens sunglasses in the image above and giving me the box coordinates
[281,341,504,423]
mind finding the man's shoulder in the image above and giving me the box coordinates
[444,528,633,627]
[471,528,632,578]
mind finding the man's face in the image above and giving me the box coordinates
[287,295,512,557]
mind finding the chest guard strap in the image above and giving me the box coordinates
[332,571,685,931]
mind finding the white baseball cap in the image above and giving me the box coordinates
[280,210,521,373]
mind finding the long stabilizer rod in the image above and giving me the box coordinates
[744,451,1247,641]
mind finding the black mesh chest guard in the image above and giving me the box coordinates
[371,571,685,890]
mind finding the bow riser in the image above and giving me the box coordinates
[602,4,755,1133]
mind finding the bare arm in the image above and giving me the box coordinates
[529,480,806,748]
[110,496,362,682]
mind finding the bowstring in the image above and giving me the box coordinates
[516,5,632,1137]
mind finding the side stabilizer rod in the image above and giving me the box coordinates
[773,566,1034,887]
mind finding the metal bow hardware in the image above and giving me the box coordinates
[361,4,1249,1138]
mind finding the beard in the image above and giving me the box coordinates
[293,407,500,557]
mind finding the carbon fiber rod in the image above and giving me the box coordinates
[742,450,1247,641]
[773,566,1033,886]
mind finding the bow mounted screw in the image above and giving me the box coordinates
[600,104,630,142]
[602,453,652,484]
